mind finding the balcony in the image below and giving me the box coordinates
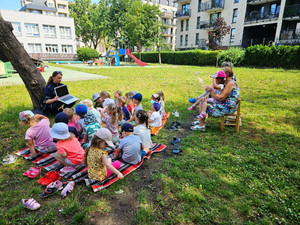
[162,31,175,36]
[175,9,191,18]
[164,21,177,27]
[199,20,216,30]
[162,11,173,19]
[278,29,300,45]
[244,11,279,25]
[247,0,278,5]
[283,4,300,20]
[199,1,224,13]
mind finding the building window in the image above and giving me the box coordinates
[45,44,58,53]
[43,25,56,38]
[30,10,42,14]
[232,9,238,23]
[197,17,201,29]
[198,0,202,12]
[180,35,183,46]
[61,45,73,53]
[210,13,220,24]
[45,11,51,15]
[28,43,42,53]
[58,4,66,9]
[59,26,71,39]
[270,4,277,16]
[230,28,236,43]
[48,3,54,7]
[12,22,21,36]
[182,4,190,16]
[234,0,239,3]
[185,34,188,46]
[195,33,199,45]
[25,23,40,37]
[59,13,67,17]
[186,19,189,31]
[181,20,184,32]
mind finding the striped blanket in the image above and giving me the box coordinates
[150,112,170,136]
[15,143,166,192]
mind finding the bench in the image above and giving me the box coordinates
[220,98,241,133]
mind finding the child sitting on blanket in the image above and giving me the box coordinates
[80,99,102,124]
[82,112,101,149]
[125,92,135,115]
[55,112,81,139]
[156,91,165,116]
[114,123,149,164]
[84,128,124,181]
[126,93,143,125]
[134,110,152,152]
[117,96,131,123]
[92,92,102,109]
[188,71,226,111]
[50,123,84,173]
[101,104,122,144]
[19,110,56,156]
[100,91,115,108]
[114,90,122,104]
[63,108,76,128]
[75,104,88,136]
[148,103,162,128]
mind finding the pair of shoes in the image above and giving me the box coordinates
[22,198,40,210]
[189,98,196,103]
[172,111,179,117]
[37,171,61,186]
[2,154,17,164]
[23,167,41,178]
[61,181,75,199]
[192,120,200,126]
[170,121,181,131]
[171,137,181,145]
[60,166,76,174]
[172,143,180,154]
[40,180,65,198]
[188,105,196,111]
[190,124,206,131]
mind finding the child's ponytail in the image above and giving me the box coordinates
[116,105,122,122]
[136,110,149,129]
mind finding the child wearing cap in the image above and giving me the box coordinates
[50,123,84,173]
[19,110,56,156]
[148,103,162,128]
[125,92,135,115]
[82,112,102,149]
[114,123,149,165]
[188,71,226,111]
[126,93,143,124]
[80,99,102,124]
[75,104,88,136]
[92,92,102,109]
[114,90,122,104]
[84,128,124,181]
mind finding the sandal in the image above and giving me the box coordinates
[22,198,40,211]
[190,124,206,131]
[192,120,200,126]
[28,167,41,178]
[171,137,181,145]
[2,154,17,164]
[23,167,35,176]
[172,144,180,154]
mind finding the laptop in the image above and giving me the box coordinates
[54,85,78,105]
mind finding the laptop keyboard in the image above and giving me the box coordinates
[61,96,73,101]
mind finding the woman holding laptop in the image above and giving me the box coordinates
[43,71,76,115]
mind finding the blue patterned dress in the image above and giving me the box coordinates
[207,81,240,117]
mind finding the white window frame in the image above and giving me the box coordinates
[43,25,56,38]
[59,26,71,39]
[12,22,21,36]
[25,23,40,37]
[45,44,58,53]
[61,45,73,53]
[27,43,42,53]
[230,28,236,43]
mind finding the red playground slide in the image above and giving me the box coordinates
[126,49,147,67]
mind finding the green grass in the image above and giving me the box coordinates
[0,64,299,224]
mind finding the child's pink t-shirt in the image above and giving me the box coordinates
[56,136,84,165]
[68,120,76,128]
[25,119,55,148]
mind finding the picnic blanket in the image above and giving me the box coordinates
[15,143,166,192]
[150,112,170,136]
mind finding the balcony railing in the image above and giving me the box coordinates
[164,21,177,26]
[243,37,274,47]
[245,11,279,24]
[247,0,278,4]
[175,9,191,18]
[280,29,300,40]
[284,4,300,18]
[199,20,216,29]
[199,1,224,12]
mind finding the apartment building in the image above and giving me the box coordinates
[0,9,77,60]
[175,0,300,50]
[20,0,69,17]
[147,0,178,50]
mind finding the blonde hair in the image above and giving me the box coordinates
[125,92,133,103]
[80,99,93,110]
[63,108,74,121]
[107,104,122,124]
[22,115,40,126]
[156,91,165,101]
[84,135,106,165]
[115,90,122,97]
[222,67,234,77]
[100,91,111,100]
[117,96,126,106]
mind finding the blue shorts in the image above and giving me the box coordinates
[141,150,147,158]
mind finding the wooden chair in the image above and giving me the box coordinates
[220,98,241,133]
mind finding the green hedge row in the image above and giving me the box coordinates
[132,45,300,69]
[77,47,99,61]
[132,50,218,66]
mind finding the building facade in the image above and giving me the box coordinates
[0,9,77,60]
[20,0,69,17]
[175,0,300,50]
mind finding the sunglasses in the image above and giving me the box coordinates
[55,71,62,74]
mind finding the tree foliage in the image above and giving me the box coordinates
[77,47,99,61]
[208,17,231,50]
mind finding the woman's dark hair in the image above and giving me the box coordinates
[136,110,149,128]
[46,71,62,86]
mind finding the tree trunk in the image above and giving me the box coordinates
[0,13,46,108]
[158,45,161,65]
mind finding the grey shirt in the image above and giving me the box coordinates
[119,135,142,164]
[133,104,143,117]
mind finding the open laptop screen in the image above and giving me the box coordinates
[55,85,69,97]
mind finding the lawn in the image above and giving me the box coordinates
[0,64,299,224]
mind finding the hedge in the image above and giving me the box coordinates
[76,47,99,61]
[132,50,218,66]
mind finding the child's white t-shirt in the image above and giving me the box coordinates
[150,111,162,127]
[134,124,152,149]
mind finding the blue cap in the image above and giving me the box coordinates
[121,123,134,133]
[50,123,70,140]
[55,112,68,124]
[130,93,142,102]
[153,102,161,111]
[75,104,88,115]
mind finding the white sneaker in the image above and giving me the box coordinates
[174,111,179,117]
[192,121,200,126]
[190,124,206,131]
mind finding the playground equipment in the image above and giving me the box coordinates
[106,48,147,67]
[0,61,13,78]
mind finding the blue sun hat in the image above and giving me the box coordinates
[50,123,70,140]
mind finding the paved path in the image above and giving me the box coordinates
[0,65,108,86]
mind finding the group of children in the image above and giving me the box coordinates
[19,90,166,183]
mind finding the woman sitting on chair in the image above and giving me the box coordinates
[191,66,240,131]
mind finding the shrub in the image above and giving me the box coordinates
[76,47,99,61]
[218,47,245,66]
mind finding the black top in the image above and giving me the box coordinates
[44,81,64,103]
